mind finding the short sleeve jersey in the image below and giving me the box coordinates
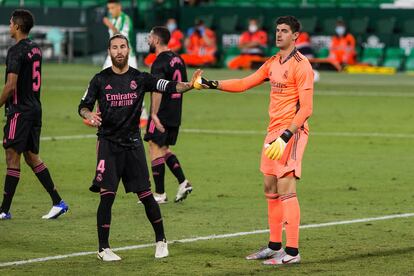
[109,12,135,56]
[254,49,314,132]
[150,51,187,126]
[78,67,175,147]
[5,38,42,119]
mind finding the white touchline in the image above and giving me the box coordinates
[0,213,412,268]
[39,129,414,142]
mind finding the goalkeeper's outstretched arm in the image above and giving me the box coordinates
[197,66,268,93]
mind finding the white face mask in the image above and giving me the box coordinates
[335,26,346,36]
[167,23,177,33]
[248,24,258,33]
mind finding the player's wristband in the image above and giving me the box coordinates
[201,77,219,89]
[280,129,293,143]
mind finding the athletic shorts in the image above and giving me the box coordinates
[93,138,150,193]
[3,113,41,154]
[260,128,309,179]
[144,120,179,147]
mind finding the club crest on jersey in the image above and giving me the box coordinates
[130,80,137,90]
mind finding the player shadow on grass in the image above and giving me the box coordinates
[303,246,414,265]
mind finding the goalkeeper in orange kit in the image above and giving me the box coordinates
[196,16,314,265]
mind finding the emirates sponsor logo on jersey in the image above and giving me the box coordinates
[130,80,137,90]
[106,92,138,107]
[270,80,287,93]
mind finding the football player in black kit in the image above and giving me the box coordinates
[78,34,202,261]
[143,26,192,204]
[0,9,68,220]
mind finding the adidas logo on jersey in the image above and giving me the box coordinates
[105,84,113,90]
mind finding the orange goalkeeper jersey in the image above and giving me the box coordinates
[220,48,314,133]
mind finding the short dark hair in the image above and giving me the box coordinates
[151,26,171,45]
[107,0,120,3]
[11,9,34,34]
[275,15,301,33]
[108,34,129,48]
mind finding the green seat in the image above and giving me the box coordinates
[405,57,414,71]
[316,47,329,58]
[300,17,317,34]
[360,56,380,66]
[385,47,404,59]
[349,17,369,35]
[217,14,238,33]
[383,57,402,70]
[402,19,414,36]
[374,17,396,35]
[361,47,383,66]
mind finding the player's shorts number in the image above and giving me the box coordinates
[97,160,105,173]
[32,61,40,92]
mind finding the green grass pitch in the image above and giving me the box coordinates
[0,64,413,275]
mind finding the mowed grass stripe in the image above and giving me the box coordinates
[0,213,412,268]
[39,129,414,142]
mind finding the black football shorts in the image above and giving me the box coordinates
[92,138,150,193]
[144,120,179,147]
[3,113,41,154]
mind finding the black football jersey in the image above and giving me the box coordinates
[5,38,42,119]
[78,67,177,147]
[150,51,187,126]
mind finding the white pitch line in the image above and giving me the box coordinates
[39,129,414,142]
[0,213,412,268]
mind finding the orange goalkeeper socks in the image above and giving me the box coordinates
[266,193,283,244]
[281,193,300,249]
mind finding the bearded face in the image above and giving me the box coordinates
[108,37,129,69]
[110,50,128,69]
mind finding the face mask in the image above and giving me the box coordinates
[167,23,176,33]
[335,26,346,36]
[248,24,258,33]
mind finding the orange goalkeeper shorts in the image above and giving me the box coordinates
[260,128,309,179]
